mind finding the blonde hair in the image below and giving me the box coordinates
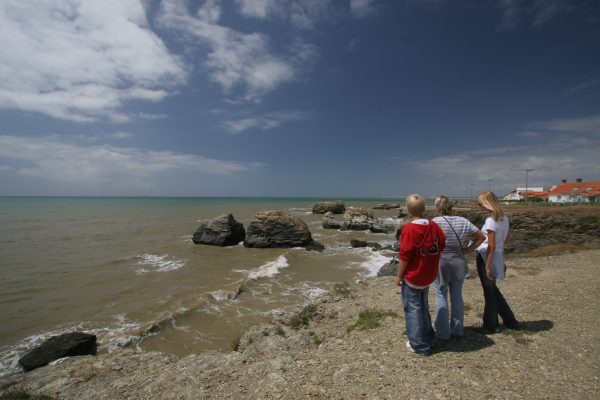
[406,193,425,217]
[435,195,453,215]
[477,191,504,221]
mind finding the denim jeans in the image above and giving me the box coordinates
[402,283,435,355]
[433,278,465,340]
[476,254,519,331]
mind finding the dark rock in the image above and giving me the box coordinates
[18,332,97,372]
[373,204,400,210]
[369,220,398,234]
[193,213,245,246]
[312,201,346,214]
[350,239,382,251]
[244,210,316,249]
[322,212,341,230]
[377,257,400,277]
[305,241,325,252]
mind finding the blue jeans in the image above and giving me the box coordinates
[476,254,518,331]
[402,283,435,355]
[433,278,465,340]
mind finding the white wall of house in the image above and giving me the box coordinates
[548,194,590,203]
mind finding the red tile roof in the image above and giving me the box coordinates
[548,181,600,196]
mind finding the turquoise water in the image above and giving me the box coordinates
[0,197,404,376]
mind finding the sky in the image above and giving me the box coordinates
[1,0,599,198]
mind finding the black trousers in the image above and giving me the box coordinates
[476,254,518,330]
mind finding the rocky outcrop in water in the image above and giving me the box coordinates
[244,210,323,251]
[193,213,246,246]
[322,208,398,233]
[18,332,97,372]
[372,204,400,210]
[312,201,346,215]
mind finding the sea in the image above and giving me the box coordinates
[0,196,408,377]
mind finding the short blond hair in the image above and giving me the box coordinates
[406,193,425,217]
[477,191,504,221]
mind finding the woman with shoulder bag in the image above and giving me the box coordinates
[432,195,485,340]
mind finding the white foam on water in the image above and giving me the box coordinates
[357,251,394,277]
[243,255,289,280]
[134,254,186,274]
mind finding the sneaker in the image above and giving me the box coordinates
[406,340,415,353]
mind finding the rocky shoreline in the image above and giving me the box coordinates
[2,205,599,399]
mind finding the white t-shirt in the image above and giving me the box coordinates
[477,216,509,280]
[477,216,509,253]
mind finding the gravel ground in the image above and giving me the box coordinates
[2,250,599,399]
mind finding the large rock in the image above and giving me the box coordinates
[18,332,97,372]
[193,213,246,246]
[377,257,400,277]
[244,210,322,250]
[341,207,375,231]
[312,201,346,214]
[322,212,341,230]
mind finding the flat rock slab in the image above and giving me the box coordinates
[18,332,97,372]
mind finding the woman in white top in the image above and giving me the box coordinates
[432,196,485,340]
[475,191,519,333]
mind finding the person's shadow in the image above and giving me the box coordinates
[432,320,554,354]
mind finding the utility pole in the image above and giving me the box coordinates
[487,179,494,192]
[470,182,476,201]
[524,168,538,204]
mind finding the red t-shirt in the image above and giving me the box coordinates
[399,219,446,288]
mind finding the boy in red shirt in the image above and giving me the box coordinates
[396,194,446,355]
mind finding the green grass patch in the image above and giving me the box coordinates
[0,390,56,400]
[347,310,399,333]
[308,331,323,346]
[290,304,319,329]
[333,282,352,298]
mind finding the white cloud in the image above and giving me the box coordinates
[496,0,581,30]
[350,0,377,18]
[530,114,600,134]
[0,0,186,122]
[0,135,259,188]
[221,110,311,134]
[111,131,132,140]
[235,0,334,29]
[565,80,600,95]
[159,0,317,102]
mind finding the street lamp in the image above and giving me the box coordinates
[524,168,538,204]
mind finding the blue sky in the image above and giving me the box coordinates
[1,0,599,198]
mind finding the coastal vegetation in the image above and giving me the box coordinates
[346,309,398,333]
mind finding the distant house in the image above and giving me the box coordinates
[503,187,545,201]
[547,179,600,204]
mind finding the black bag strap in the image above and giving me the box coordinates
[441,216,464,250]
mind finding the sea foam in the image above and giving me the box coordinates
[135,254,186,274]
[246,255,289,280]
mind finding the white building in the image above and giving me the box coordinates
[502,187,545,201]
[547,179,600,203]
